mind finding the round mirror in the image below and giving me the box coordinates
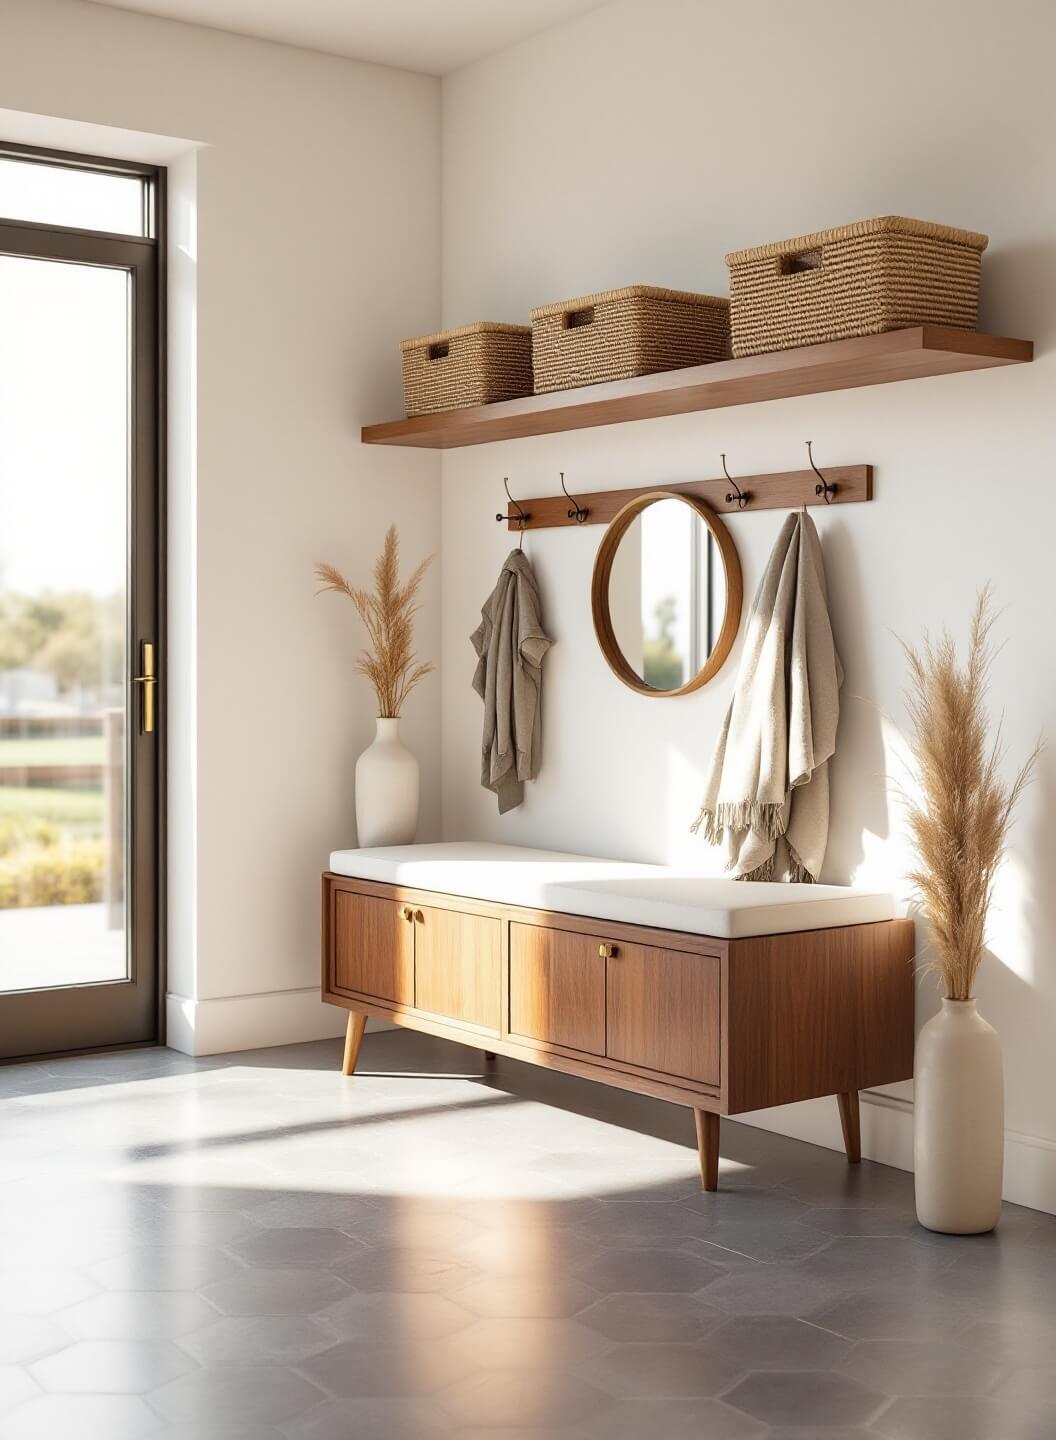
[591,491,742,696]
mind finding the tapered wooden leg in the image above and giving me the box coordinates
[483,1050,497,1067]
[694,1108,720,1191]
[837,1090,861,1164]
[341,1012,367,1076]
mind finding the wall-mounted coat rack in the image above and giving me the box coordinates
[496,450,872,532]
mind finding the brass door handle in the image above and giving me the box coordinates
[415,909,425,923]
[400,906,414,922]
[131,641,156,734]
[599,943,617,959]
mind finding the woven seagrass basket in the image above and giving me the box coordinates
[726,216,988,358]
[530,286,730,393]
[400,323,533,416]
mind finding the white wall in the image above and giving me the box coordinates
[439,0,1056,1210]
[0,0,442,1051]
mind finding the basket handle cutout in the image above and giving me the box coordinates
[427,341,450,361]
[778,249,824,277]
[562,305,595,331]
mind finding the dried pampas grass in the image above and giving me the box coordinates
[316,526,434,719]
[902,587,1039,1000]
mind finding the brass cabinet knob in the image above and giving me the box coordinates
[599,943,617,959]
[400,906,413,922]
[415,909,425,923]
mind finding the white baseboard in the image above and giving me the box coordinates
[165,987,394,1056]
[735,1090,1056,1217]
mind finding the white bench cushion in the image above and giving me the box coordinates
[327,841,894,940]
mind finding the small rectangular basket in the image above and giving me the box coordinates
[725,216,989,358]
[530,285,730,394]
[400,322,533,416]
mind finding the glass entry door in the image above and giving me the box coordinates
[0,147,162,1059]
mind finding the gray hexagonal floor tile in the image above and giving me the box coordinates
[200,1268,349,1315]
[576,1291,725,1343]
[800,1238,957,1290]
[449,1275,599,1320]
[0,1367,39,1417]
[176,1314,336,1367]
[343,1204,480,1252]
[439,1368,611,1429]
[317,1290,475,1341]
[811,1287,982,1342]
[0,1267,99,1315]
[0,1393,162,1439]
[249,1193,380,1232]
[86,1244,240,1294]
[723,1369,886,1427]
[988,1365,1056,1413]
[57,1290,218,1341]
[839,1337,1006,1396]
[870,1394,1049,1439]
[30,1338,196,1394]
[577,1339,744,1398]
[704,1265,846,1317]
[147,1364,324,1425]
[706,1315,854,1370]
[281,1396,455,1439]
[332,1245,477,1294]
[0,1317,70,1365]
[300,1337,475,1398]
[149,1426,285,1440]
[227,1226,363,1270]
[446,1316,610,1371]
[566,1395,767,1439]
[957,1312,1056,1366]
[574,1247,725,1295]
[801,1207,922,1237]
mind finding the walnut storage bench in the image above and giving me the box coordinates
[322,842,914,1189]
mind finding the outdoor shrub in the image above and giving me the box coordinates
[0,814,60,857]
[0,840,105,908]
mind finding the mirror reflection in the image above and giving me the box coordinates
[608,498,727,692]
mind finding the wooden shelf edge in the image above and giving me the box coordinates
[361,326,1034,450]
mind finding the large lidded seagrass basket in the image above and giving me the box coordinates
[530,285,730,393]
[400,323,533,416]
[725,216,989,358]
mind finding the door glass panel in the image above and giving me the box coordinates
[0,254,129,992]
[0,157,147,236]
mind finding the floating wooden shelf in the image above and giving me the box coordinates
[362,326,1032,450]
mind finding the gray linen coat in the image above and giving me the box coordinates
[470,550,553,814]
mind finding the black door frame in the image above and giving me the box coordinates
[0,141,166,1059]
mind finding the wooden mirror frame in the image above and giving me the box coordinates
[591,489,743,697]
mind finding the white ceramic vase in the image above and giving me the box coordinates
[914,997,1004,1234]
[354,717,419,849]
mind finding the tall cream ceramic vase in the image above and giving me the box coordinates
[914,998,1004,1234]
[354,717,419,848]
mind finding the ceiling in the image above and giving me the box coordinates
[89,0,607,74]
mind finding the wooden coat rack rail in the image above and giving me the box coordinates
[498,463,872,531]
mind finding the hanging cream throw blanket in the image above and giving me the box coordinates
[471,550,553,814]
[691,510,842,882]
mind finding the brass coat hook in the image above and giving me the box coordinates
[495,477,531,548]
[560,472,588,524]
[721,453,749,510]
[806,441,837,504]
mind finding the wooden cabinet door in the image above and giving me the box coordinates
[413,905,501,1033]
[509,923,606,1056]
[606,943,720,1086]
[333,890,414,1006]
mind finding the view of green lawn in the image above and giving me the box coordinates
[0,734,104,767]
[0,784,103,823]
